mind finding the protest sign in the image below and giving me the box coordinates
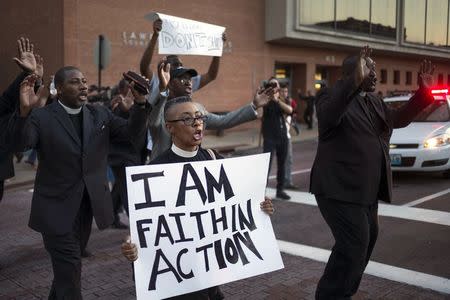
[145,13,225,56]
[126,153,284,299]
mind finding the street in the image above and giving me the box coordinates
[0,139,449,299]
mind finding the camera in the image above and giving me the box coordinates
[123,71,149,95]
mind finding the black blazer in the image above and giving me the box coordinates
[0,72,27,180]
[310,79,433,204]
[14,101,146,234]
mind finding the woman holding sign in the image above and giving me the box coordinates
[122,96,274,299]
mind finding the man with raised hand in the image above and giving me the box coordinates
[0,37,44,201]
[13,66,148,299]
[140,19,226,105]
[131,58,273,161]
[310,46,435,299]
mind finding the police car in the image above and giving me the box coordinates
[384,88,450,177]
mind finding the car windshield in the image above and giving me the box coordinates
[385,99,450,122]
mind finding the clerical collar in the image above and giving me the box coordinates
[171,143,198,158]
[359,91,367,97]
[58,100,82,115]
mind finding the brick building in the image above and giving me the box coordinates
[1,0,449,129]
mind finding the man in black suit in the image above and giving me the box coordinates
[1,37,44,202]
[310,46,435,299]
[14,66,148,299]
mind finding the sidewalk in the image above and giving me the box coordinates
[4,125,318,190]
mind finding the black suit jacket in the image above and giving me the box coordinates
[14,101,146,234]
[0,72,27,180]
[310,79,433,204]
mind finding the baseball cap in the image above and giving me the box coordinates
[170,67,198,80]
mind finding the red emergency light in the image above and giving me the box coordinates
[431,88,448,101]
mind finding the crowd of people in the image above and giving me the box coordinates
[0,17,436,300]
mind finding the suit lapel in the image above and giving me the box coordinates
[367,94,389,128]
[82,105,94,153]
[50,101,81,146]
[356,94,376,129]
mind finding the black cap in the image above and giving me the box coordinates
[170,67,198,80]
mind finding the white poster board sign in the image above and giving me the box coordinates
[126,153,284,299]
[145,12,225,56]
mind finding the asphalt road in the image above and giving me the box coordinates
[264,139,450,281]
[0,139,448,299]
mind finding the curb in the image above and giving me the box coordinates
[4,179,35,191]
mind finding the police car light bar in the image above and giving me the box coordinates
[431,88,448,94]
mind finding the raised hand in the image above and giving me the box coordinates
[355,45,372,87]
[128,82,146,104]
[222,31,227,42]
[158,59,171,92]
[417,59,435,89]
[19,74,46,117]
[13,37,37,74]
[153,19,162,34]
[253,86,276,108]
[35,54,44,78]
[120,89,135,111]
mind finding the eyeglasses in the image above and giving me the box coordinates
[176,77,192,85]
[167,115,208,126]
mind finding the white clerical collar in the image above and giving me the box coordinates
[58,100,82,115]
[171,143,198,158]
[359,91,367,97]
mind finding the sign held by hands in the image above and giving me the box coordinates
[146,13,225,56]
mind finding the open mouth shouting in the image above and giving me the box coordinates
[193,128,203,141]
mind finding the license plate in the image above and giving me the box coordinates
[390,154,402,166]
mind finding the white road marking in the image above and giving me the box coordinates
[268,168,311,179]
[277,240,450,294]
[266,188,450,226]
[403,188,450,207]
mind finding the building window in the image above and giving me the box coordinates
[380,69,387,84]
[298,0,397,39]
[393,70,400,85]
[404,0,426,44]
[404,0,450,47]
[370,0,397,38]
[438,74,444,85]
[336,0,370,34]
[406,71,412,85]
[426,0,448,47]
[298,0,335,30]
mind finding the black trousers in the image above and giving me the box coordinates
[263,138,288,191]
[111,165,129,216]
[42,192,93,300]
[315,197,378,300]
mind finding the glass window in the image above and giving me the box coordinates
[394,70,400,84]
[404,0,426,44]
[426,0,448,47]
[371,0,397,39]
[380,69,388,84]
[385,100,450,122]
[414,100,450,122]
[448,2,450,46]
[299,0,335,29]
[406,71,412,85]
[336,0,370,34]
